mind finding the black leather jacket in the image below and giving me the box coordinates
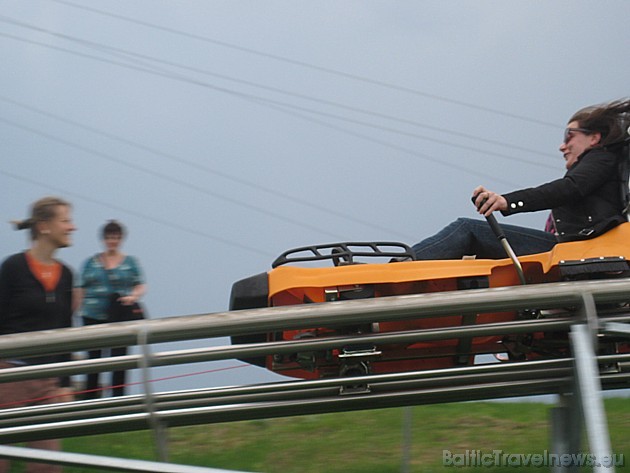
[501,147,625,242]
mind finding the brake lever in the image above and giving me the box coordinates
[471,195,526,285]
[471,196,504,240]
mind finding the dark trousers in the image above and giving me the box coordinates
[412,217,557,260]
[83,317,129,398]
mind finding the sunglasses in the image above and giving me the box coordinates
[563,127,592,144]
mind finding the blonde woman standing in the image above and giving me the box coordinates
[0,196,76,473]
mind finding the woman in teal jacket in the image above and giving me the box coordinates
[77,220,146,398]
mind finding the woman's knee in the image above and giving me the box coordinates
[452,217,482,229]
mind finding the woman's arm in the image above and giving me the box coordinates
[72,287,84,313]
[119,283,146,305]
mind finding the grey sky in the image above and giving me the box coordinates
[1,0,629,391]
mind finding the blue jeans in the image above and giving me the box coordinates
[412,217,557,260]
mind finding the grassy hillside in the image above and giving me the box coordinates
[11,399,630,472]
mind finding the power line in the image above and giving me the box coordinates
[0,28,557,173]
[0,15,557,163]
[0,30,535,233]
[0,96,418,241]
[262,101,523,189]
[0,18,554,244]
[0,115,353,242]
[0,42,527,199]
[0,33,435,242]
[249,100,557,171]
[49,0,560,128]
[0,169,276,259]
[0,88,527,235]
[0,96,524,222]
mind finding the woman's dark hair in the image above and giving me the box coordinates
[101,220,125,239]
[11,196,71,240]
[569,98,630,147]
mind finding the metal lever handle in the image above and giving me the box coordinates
[471,196,526,285]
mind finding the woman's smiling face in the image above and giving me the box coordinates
[559,120,601,169]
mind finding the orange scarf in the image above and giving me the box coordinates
[25,251,62,293]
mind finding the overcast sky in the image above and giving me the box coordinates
[1,1,629,392]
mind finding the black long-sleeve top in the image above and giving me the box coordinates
[0,252,73,364]
[502,147,626,241]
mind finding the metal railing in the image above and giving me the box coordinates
[1,278,630,471]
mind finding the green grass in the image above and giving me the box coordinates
[6,399,630,472]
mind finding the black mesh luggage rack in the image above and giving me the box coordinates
[271,242,416,268]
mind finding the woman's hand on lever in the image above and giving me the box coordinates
[472,186,508,217]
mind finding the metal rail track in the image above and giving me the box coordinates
[1,279,630,471]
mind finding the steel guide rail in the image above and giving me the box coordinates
[1,278,630,468]
[0,357,578,420]
[3,372,630,444]
[0,361,579,426]
[0,445,250,473]
[0,314,613,383]
[0,355,629,441]
[1,279,630,359]
[1,311,630,385]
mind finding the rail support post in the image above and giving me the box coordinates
[550,393,581,473]
[569,317,614,472]
[138,326,170,462]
